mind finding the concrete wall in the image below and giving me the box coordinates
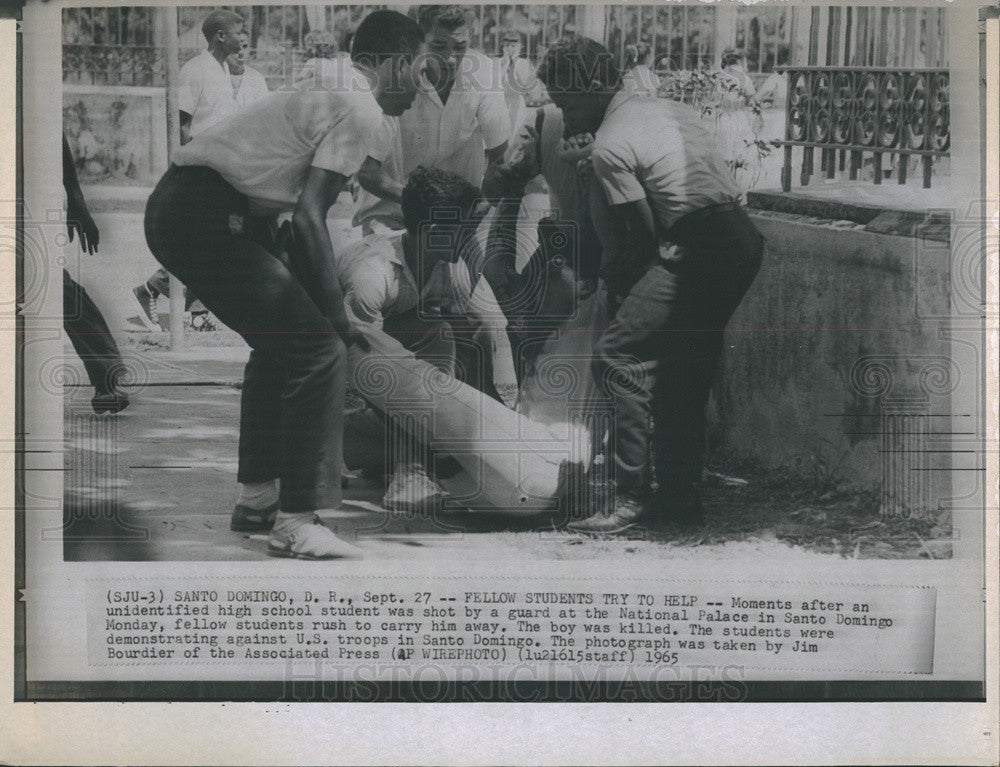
[712,210,960,510]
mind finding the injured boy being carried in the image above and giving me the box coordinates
[339,160,610,516]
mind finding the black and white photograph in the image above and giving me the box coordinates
[5,0,998,760]
[51,2,968,561]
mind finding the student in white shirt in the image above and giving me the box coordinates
[178,10,247,144]
[497,30,537,139]
[353,5,510,232]
[227,32,269,111]
[143,11,426,560]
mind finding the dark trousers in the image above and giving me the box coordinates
[593,203,763,499]
[63,269,124,393]
[144,267,202,312]
[144,165,346,513]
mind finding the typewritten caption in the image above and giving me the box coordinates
[88,580,935,674]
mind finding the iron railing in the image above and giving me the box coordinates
[63,5,579,89]
[774,66,949,191]
[65,43,321,91]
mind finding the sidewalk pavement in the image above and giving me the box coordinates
[61,346,587,562]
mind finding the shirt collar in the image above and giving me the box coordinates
[201,49,231,75]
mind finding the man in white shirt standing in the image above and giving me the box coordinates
[353,4,510,233]
[143,10,426,559]
[497,30,537,139]
[227,31,270,111]
[178,10,246,143]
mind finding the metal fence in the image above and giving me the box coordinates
[63,5,578,88]
[735,6,791,74]
[606,5,717,72]
[775,66,949,191]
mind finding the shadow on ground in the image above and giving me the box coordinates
[60,339,952,563]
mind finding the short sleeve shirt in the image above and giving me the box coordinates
[178,50,238,137]
[173,65,384,212]
[500,56,536,136]
[351,115,406,229]
[592,91,740,232]
[232,66,270,111]
[354,50,509,228]
[398,49,510,184]
[337,230,475,328]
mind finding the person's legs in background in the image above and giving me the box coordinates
[133,267,213,329]
[63,269,130,414]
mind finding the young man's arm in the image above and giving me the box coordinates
[477,123,540,305]
[481,143,510,201]
[62,134,99,254]
[177,59,203,146]
[357,156,403,205]
[591,141,659,301]
[356,117,403,205]
[602,198,658,302]
[477,77,513,200]
[292,167,351,333]
[179,111,194,145]
[477,189,521,308]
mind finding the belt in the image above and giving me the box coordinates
[662,201,753,251]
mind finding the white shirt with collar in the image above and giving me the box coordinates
[400,49,510,183]
[232,65,270,110]
[172,64,384,213]
[337,229,507,333]
[178,49,238,137]
[354,50,510,229]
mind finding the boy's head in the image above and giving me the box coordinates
[536,35,621,137]
[414,5,472,88]
[202,10,245,56]
[721,48,748,70]
[402,166,486,262]
[351,10,426,116]
[501,30,522,59]
[303,30,338,61]
[625,42,650,67]
[226,31,251,73]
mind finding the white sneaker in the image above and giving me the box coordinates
[382,462,447,514]
[266,515,361,559]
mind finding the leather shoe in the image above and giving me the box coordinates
[566,496,651,535]
[91,391,130,414]
[230,501,278,532]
